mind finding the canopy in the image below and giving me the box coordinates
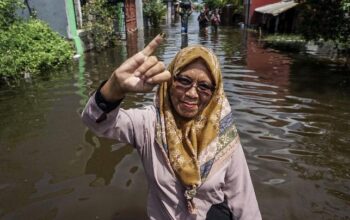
[255,1,299,16]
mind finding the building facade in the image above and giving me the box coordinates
[19,0,144,54]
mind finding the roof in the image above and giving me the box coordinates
[255,1,299,16]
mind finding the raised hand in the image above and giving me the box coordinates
[101,34,171,102]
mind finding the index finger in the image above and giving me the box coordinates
[141,33,166,57]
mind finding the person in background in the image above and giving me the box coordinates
[177,0,193,34]
[210,9,221,32]
[197,8,209,31]
[81,34,262,219]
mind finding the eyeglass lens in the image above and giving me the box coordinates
[174,75,214,95]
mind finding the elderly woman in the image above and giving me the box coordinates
[82,34,261,220]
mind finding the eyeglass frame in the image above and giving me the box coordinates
[172,74,216,96]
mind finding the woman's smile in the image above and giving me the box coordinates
[180,101,198,110]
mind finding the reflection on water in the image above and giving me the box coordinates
[181,34,188,49]
[0,12,349,220]
[84,130,134,186]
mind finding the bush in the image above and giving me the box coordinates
[82,0,118,51]
[0,19,74,79]
[263,34,306,52]
[203,0,240,10]
[143,0,166,27]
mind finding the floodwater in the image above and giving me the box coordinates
[1,12,349,219]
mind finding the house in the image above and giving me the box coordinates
[245,0,300,33]
[19,0,144,54]
[244,0,280,26]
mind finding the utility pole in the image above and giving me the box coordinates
[244,0,250,27]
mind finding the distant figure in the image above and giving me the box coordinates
[210,9,221,32]
[177,0,193,34]
[197,9,209,30]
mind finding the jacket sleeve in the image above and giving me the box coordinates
[81,94,156,149]
[223,142,262,220]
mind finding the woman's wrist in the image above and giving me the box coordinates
[100,73,125,102]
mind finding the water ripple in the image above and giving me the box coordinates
[256,155,293,163]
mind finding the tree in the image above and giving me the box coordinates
[82,0,118,50]
[298,0,350,48]
[143,0,166,27]
[203,0,240,10]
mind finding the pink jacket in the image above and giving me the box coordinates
[82,95,262,220]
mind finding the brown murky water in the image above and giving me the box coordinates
[0,12,349,219]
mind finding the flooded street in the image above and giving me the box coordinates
[1,12,349,219]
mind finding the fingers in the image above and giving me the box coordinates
[119,33,165,70]
[115,52,145,75]
[134,55,169,84]
[134,56,159,77]
[146,70,171,84]
[141,33,166,57]
[143,61,166,81]
[124,33,165,74]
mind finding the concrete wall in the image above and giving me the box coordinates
[135,0,144,30]
[18,0,69,37]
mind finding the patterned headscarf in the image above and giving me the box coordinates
[155,45,238,213]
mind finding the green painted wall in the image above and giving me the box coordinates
[66,0,84,55]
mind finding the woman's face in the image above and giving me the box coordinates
[169,59,214,119]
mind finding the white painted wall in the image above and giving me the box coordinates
[135,0,144,30]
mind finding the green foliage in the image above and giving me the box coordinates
[203,0,221,10]
[0,0,23,28]
[0,19,74,79]
[82,0,118,51]
[116,2,124,32]
[341,0,350,10]
[264,34,305,42]
[263,34,306,52]
[298,0,350,48]
[193,3,203,11]
[143,0,167,27]
[203,0,240,10]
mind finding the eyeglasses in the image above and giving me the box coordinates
[173,75,215,96]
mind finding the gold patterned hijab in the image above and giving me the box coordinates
[155,46,238,212]
[156,45,224,184]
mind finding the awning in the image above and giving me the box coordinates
[255,1,299,16]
